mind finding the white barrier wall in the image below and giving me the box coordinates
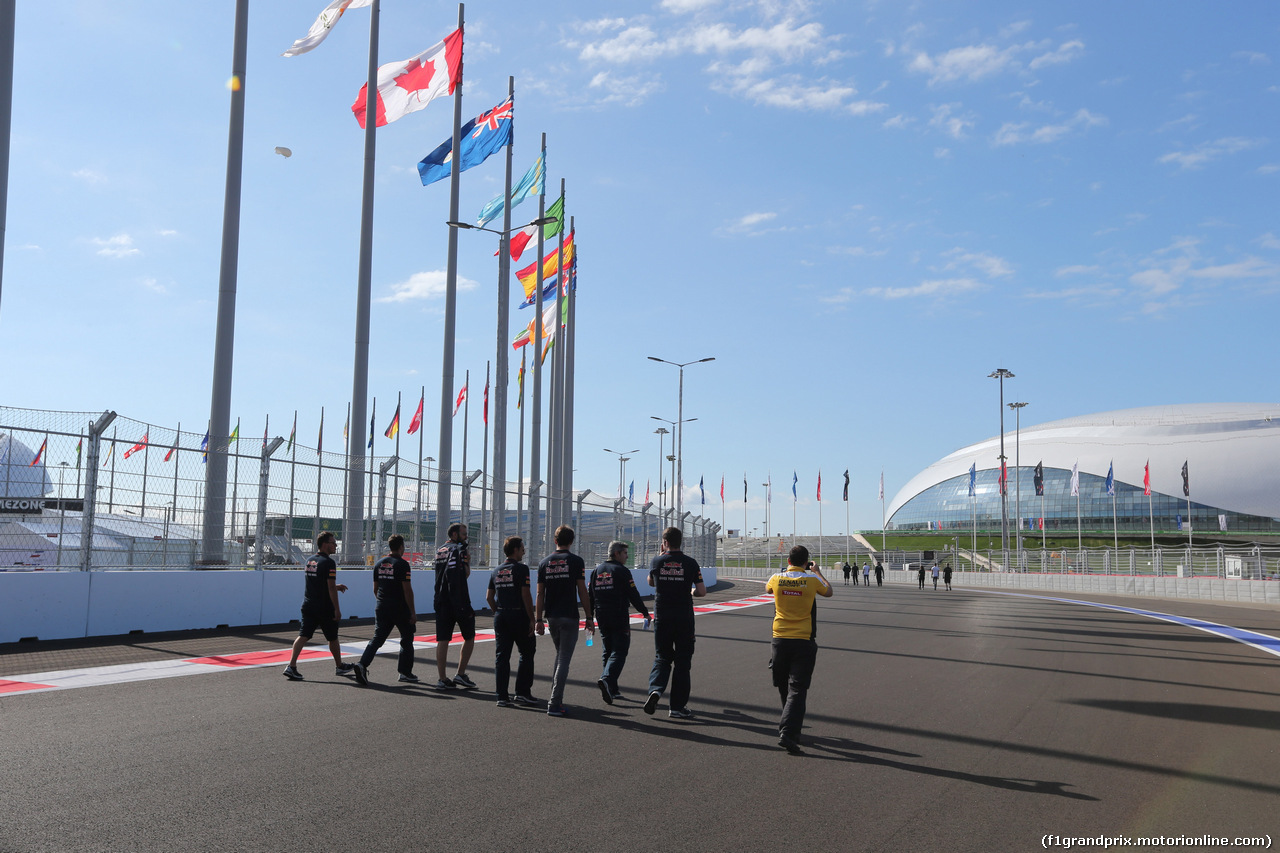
[0,561,716,644]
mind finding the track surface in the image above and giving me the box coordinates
[2,580,1278,852]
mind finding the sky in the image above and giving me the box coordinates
[1,0,1278,537]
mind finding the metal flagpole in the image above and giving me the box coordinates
[415,387,424,553]
[167,421,180,566]
[315,407,323,545]
[517,349,526,546]
[140,433,149,516]
[492,76,514,555]
[879,470,886,559]
[1184,461,1192,549]
[0,0,13,322]
[461,370,470,529]
[481,361,490,564]
[550,181,566,529]
[817,472,823,568]
[229,420,239,541]
[342,404,350,551]
[288,411,296,554]
[341,0,381,566]
[393,391,401,545]
[434,2,466,550]
[366,398,375,561]
[199,0,249,565]
[528,132,546,562]
[563,217,577,547]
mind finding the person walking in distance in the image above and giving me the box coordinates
[917,564,926,590]
[862,562,871,587]
[766,545,833,754]
[535,525,593,717]
[283,531,354,681]
[433,523,477,690]
[874,560,884,587]
[352,534,417,686]
[589,541,652,704]
[841,562,851,586]
[943,563,953,591]
[644,526,707,720]
[486,536,537,708]
[931,562,940,591]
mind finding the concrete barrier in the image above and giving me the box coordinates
[0,561,716,644]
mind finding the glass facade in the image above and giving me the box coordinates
[888,467,1280,534]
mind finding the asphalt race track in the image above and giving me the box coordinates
[2,579,1278,852]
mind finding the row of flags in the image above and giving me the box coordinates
[620,470,857,509]
[967,460,1195,499]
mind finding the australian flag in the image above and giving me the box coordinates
[418,98,513,186]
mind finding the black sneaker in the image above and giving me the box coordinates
[546,705,568,717]
[282,665,304,681]
[435,678,457,690]
[778,733,803,755]
[668,707,694,719]
[453,673,477,689]
[496,698,514,708]
[335,662,356,677]
[597,678,614,705]
[397,672,419,683]
[643,691,661,716]
[513,694,540,706]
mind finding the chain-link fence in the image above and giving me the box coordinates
[0,407,720,572]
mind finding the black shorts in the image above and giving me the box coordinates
[435,602,476,643]
[299,603,339,642]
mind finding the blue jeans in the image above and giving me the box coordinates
[547,616,578,709]
[649,616,695,710]
[597,619,631,694]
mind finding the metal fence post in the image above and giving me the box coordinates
[375,455,398,554]
[81,411,116,572]
[255,437,284,571]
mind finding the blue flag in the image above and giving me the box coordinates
[792,471,797,499]
[519,275,559,309]
[700,475,705,505]
[418,98,513,187]
[1105,461,1115,497]
[477,150,543,227]
[629,480,634,506]
[201,431,209,464]
[968,463,976,497]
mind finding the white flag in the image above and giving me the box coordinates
[1070,461,1080,497]
[878,471,884,501]
[1219,514,1227,531]
[282,0,372,58]
[352,30,463,129]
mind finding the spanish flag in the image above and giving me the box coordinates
[517,231,574,300]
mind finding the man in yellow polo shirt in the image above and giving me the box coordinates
[765,545,833,754]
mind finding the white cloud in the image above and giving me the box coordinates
[910,43,1022,85]
[379,270,479,303]
[882,113,912,129]
[1024,285,1123,300]
[944,248,1013,277]
[578,18,826,64]
[1233,51,1270,66]
[1028,40,1084,70]
[828,245,887,258]
[158,229,179,237]
[737,212,776,228]
[1157,137,1264,169]
[864,277,983,299]
[1258,163,1279,175]
[993,108,1106,146]
[1055,264,1101,277]
[1157,113,1199,133]
[661,0,721,12]
[1259,232,1280,250]
[1128,237,1280,298]
[999,21,1032,39]
[91,234,140,258]
[71,168,106,185]
[929,103,976,139]
[140,277,166,294]
[589,70,663,107]
[934,147,951,159]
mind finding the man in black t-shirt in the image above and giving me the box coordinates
[644,526,706,718]
[433,523,476,690]
[352,534,417,686]
[283,531,353,681]
[535,525,593,717]
[589,541,651,704]
[486,536,537,707]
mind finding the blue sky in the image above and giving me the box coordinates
[2,1,1277,536]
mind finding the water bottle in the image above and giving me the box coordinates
[585,625,594,646]
[643,616,652,631]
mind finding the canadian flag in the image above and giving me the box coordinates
[352,29,462,129]
[453,385,467,418]
[123,433,149,460]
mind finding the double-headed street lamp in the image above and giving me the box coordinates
[1009,401,1027,561]
[604,448,639,504]
[651,415,696,520]
[647,356,714,523]
[653,427,669,521]
[444,214,560,551]
[988,368,1015,558]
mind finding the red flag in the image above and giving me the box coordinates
[816,471,822,502]
[29,436,47,467]
[164,444,177,462]
[646,481,650,504]
[720,476,724,501]
[123,433,149,460]
[351,29,462,129]
[1143,460,1151,496]
[483,379,490,425]
[407,393,424,435]
[998,462,1007,496]
[453,385,467,417]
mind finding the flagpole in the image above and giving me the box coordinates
[315,406,323,545]
[563,217,577,547]
[0,0,13,322]
[549,179,566,529]
[1076,480,1081,551]
[462,369,470,531]
[392,391,401,547]
[342,403,350,552]
[167,421,180,566]
[517,349,526,546]
[140,434,149,517]
[416,387,424,554]
[230,419,239,542]
[481,361,490,565]
[341,0,381,566]
[528,131,546,561]
[288,411,297,555]
[817,474,823,568]
[434,2,466,550]
[366,397,375,562]
[880,470,886,559]
[1186,464,1192,550]
[491,75,515,555]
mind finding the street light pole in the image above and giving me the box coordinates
[1009,401,1027,567]
[604,447,639,504]
[653,427,668,521]
[988,368,1015,562]
[648,356,714,526]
